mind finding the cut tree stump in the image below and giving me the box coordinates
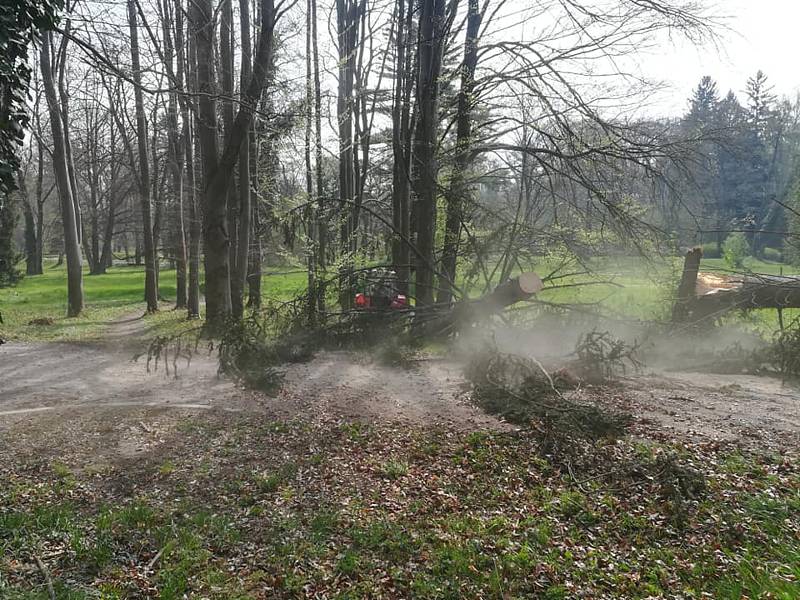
[672,249,800,324]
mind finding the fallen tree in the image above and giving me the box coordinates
[672,248,800,323]
[415,272,544,337]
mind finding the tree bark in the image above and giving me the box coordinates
[128,0,159,312]
[180,0,201,319]
[391,0,413,294]
[311,0,325,270]
[40,32,83,317]
[233,0,253,318]
[193,0,277,325]
[672,247,703,322]
[17,171,39,275]
[163,0,188,309]
[304,0,317,320]
[438,0,480,305]
[411,0,449,306]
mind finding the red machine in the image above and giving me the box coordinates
[354,269,408,310]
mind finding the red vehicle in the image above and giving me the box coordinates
[354,269,408,310]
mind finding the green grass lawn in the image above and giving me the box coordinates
[0,261,310,342]
[2,256,797,342]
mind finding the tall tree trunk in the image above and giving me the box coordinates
[40,32,83,316]
[391,0,413,294]
[99,195,116,270]
[128,0,158,312]
[178,0,201,318]
[221,0,242,317]
[193,0,277,325]
[311,0,325,270]
[412,0,449,306]
[336,0,357,250]
[56,20,82,245]
[193,0,229,321]
[438,0,480,304]
[336,0,359,308]
[246,130,261,307]
[304,0,317,320]
[163,0,188,308]
[233,0,253,318]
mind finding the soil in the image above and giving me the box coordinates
[1,312,798,461]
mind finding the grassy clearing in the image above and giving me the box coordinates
[0,414,797,598]
[0,262,309,342]
[2,256,797,342]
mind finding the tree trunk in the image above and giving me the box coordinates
[128,0,158,312]
[438,0,480,305]
[40,32,83,316]
[162,0,188,309]
[411,0,448,306]
[305,0,316,317]
[672,247,703,322]
[193,0,277,325]
[17,172,39,275]
[233,0,253,319]
[421,272,542,338]
[56,22,82,246]
[311,0,325,270]
[179,0,201,319]
[99,196,116,271]
[391,0,412,294]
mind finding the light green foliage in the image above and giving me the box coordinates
[762,246,783,262]
[701,242,722,258]
[722,232,750,269]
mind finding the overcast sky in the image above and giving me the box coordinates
[643,0,800,114]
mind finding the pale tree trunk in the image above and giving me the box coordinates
[438,0,480,305]
[246,130,261,307]
[246,0,263,308]
[412,0,449,306]
[40,32,83,316]
[128,0,158,312]
[55,19,82,245]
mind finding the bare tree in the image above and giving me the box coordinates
[39,31,83,316]
[127,0,159,312]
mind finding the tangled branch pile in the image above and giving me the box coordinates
[772,317,800,378]
[571,329,643,383]
[465,348,632,439]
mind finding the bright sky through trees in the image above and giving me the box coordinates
[644,0,800,113]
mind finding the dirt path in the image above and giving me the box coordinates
[0,314,244,417]
[591,369,800,447]
[0,313,500,429]
[2,313,798,451]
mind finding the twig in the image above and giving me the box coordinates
[147,546,165,570]
[33,555,56,600]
